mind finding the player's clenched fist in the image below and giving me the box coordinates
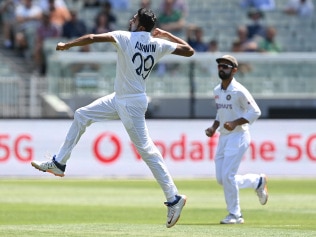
[205,127,216,137]
[223,121,236,131]
[152,28,167,38]
[56,42,69,51]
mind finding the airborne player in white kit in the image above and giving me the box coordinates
[31,8,194,228]
[205,55,268,224]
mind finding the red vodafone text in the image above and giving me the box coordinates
[92,132,316,164]
[1,132,315,163]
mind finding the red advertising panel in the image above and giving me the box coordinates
[1,120,315,177]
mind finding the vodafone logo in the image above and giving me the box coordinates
[93,132,121,164]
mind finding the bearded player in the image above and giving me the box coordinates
[205,55,268,224]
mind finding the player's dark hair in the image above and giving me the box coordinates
[137,8,156,32]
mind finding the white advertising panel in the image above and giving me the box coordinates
[1,119,315,177]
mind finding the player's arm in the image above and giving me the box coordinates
[239,90,261,124]
[56,33,115,51]
[224,91,261,131]
[223,118,249,131]
[205,120,219,137]
[152,28,194,57]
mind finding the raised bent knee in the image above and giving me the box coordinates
[74,108,91,126]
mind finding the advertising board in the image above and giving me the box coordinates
[1,119,315,178]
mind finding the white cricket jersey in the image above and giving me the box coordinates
[110,31,177,97]
[214,78,261,134]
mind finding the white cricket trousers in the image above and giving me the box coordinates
[215,130,261,217]
[55,92,178,200]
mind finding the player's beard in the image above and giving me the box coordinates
[129,22,138,32]
[218,70,232,80]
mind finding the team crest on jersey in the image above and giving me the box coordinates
[226,95,231,101]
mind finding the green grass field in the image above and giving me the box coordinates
[0,178,315,237]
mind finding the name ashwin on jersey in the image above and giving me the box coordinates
[135,42,156,52]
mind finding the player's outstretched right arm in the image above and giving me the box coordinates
[152,28,194,57]
[56,33,115,51]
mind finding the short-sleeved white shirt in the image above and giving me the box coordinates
[15,3,42,30]
[214,78,261,134]
[110,30,177,97]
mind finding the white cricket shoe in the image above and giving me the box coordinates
[164,194,187,228]
[220,214,244,224]
[256,174,268,205]
[31,155,66,177]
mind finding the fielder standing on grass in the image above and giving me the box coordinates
[31,8,194,228]
[205,55,268,224]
